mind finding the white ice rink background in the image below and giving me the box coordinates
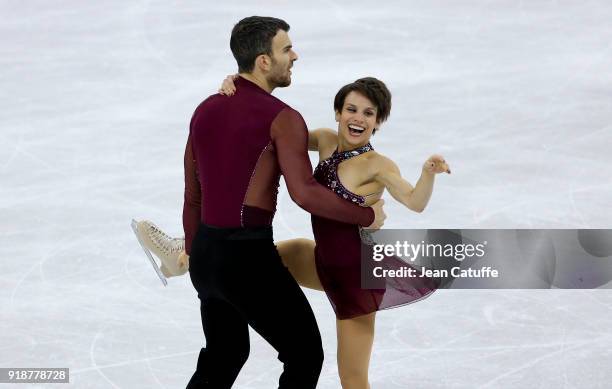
[1,1,611,388]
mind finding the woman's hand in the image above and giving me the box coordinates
[423,154,451,174]
[218,74,239,95]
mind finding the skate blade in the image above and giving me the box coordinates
[131,219,168,287]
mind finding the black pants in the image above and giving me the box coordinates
[186,224,323,389]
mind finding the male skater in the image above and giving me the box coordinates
[183,16,385,388]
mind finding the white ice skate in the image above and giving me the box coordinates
[131,219,187,286]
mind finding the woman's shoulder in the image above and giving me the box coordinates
[312,128,338,145]
[367,151,400,174]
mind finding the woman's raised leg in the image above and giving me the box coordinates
[131,221,323,291]
[275,238,323,291]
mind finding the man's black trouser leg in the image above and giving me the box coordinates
[187,224,323,389]
[186,297,250,389]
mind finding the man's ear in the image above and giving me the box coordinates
[255,54,272,72]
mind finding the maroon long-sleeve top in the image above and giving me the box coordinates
[182,77,374,254]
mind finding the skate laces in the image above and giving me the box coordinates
[146,223,184,256]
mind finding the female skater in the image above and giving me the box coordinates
[134,76,450,389]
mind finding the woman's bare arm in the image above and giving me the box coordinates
[374,154,450,213]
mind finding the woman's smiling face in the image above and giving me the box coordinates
[335,91,379,147]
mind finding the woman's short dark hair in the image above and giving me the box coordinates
[230,16,290,73]
[333,77,392,125]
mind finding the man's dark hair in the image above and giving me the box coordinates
[230,16,290,73]
[334,77,392,127]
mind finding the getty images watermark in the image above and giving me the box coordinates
[360,229,612,289]
[371,239,497,279]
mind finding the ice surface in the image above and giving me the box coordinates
[1,1,611,387]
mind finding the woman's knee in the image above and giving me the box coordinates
[279,238,311,257]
